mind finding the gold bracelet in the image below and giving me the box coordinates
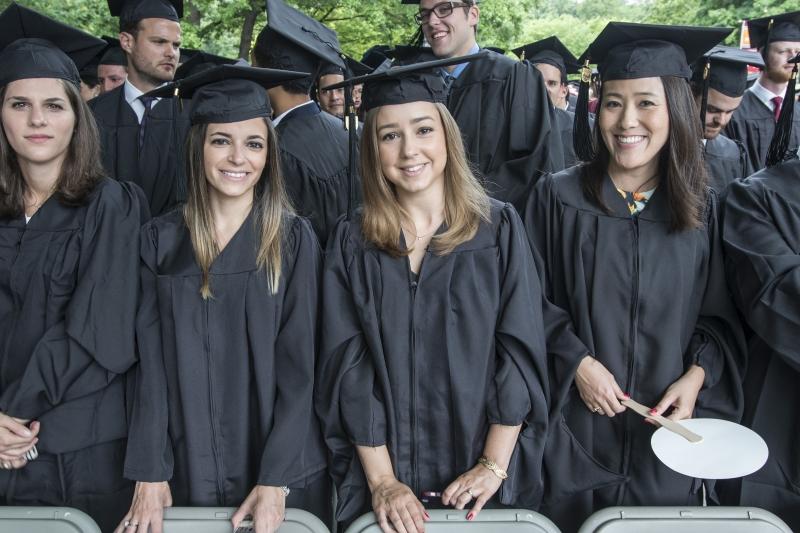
[477,456,508,480]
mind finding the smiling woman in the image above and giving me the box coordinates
[523,22,746,532]
[317,54,551,533]
[118,64,331,533]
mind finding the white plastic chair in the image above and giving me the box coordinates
[577,506,792,533]
[345,509,560,533]
[0,507,100,533]
[161,507,329,533]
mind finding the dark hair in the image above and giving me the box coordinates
[582,75,708,232]
[252,31,316,95]
[120,19,141,37]
[0,80,104,218]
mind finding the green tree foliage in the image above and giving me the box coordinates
[3,0,799,61]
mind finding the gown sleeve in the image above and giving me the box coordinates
[492,205,551,506]
[523,175,593,407]
[687,190,746,423]
[257,217,324,487]
[123,221,174,482]
[490,205,549,426]
[316,220,388,476]
[723,177,800,372]
[0,181,148,420]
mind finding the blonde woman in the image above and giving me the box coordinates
[117,66,329,533]
[317,56,550,533]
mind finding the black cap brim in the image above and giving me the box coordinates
[174,50,236,80]
[145,63,310,99]
[323,50,488,90]
[323,50,488,112]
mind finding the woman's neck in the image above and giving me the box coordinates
[209,190,254,250]
[607,161,660,193]
[396,182,446,233]
[20,158,61,206]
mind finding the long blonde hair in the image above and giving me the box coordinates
[360,102,490,256]
[183,119,292,298]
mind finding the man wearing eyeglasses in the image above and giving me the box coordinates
[406,0,565,211]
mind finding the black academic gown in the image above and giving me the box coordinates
[725,90,800,173]
[704,134,748,193]
[317,201,550,524]
[0,178,147,531]
[90,85,191,216]
[124,210,328,513]
[554,107,578,170]
[524,168,745,533]
[276,102,354,247]
[721,159,800,531]
[447,51,565,212]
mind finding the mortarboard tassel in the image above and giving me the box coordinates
[573,59,595,162]
[766,54,798,167]
[699,59,711,137]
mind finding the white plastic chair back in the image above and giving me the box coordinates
[577,506,792,533]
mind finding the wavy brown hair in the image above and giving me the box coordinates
[360,102,490,256]
[183,119,292,298]
[582,75,708,232]
[0,80,104,218]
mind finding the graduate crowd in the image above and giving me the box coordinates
[1,0,799,532]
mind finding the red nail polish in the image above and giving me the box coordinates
[624,393,631,398]
[649,409,657,415]
[424,512,430,520]
[467,513,474,521]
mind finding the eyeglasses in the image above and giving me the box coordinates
[414,1,471,25]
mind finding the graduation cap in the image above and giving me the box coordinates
[100,45,128,67]
[324,50,488,112]
[691,46,764,134]
[108,0,182,29]
[766,52,800,167]
[0,3,107,87]
[512,36,579,82]
[174,50,236,80]
[748,11,800,49]
[362,45,393,70]
[145,62,310,125]
[573,22,732,162]
[692,46,764,98]
[258,0,346,73]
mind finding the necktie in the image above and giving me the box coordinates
[138,96,156,152]
[771,95,783,122]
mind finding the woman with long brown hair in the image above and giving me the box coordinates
[116,65,330,533]
[316,55,550,533]
[524,23,746,532]
[0,5,147,531]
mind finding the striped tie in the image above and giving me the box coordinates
[138,96,155,152]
